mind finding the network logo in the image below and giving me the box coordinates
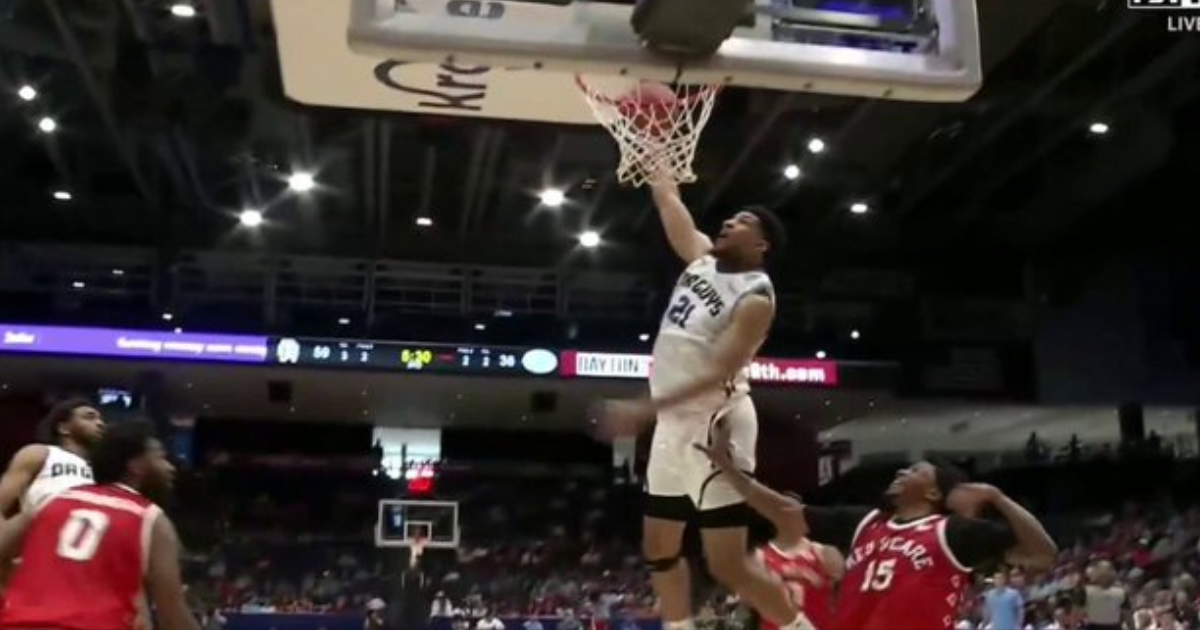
[276,338,301,364]
[1127,0,1200,8]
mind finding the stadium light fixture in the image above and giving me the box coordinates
[239,209,264,227]
[578,230,601,248]
[539,188,566,207]
[287,172,316,192]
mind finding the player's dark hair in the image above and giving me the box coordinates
[91,421,155,485]
[743,205,788,262]
[931,459,969,510]
[36,397,94,445]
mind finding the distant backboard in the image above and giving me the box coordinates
[375,499,459,549]
[270,0,982,126]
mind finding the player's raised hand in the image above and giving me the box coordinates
[589,398,656,441]
[693,419,735,471]
[945,482,1000,518]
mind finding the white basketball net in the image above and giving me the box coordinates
[577,77,722,187]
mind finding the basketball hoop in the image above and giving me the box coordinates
[576,76,722,188]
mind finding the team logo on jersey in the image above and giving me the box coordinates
[50,462,92,480]
[846,533,934,571]
[677,272,727,316]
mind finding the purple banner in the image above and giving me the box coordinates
[0,324,268,364]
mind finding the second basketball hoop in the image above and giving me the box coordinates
[576,77,722,187]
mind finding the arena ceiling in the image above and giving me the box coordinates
[0,0,1196,351]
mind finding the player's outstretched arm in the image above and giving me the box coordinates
[946,484,1058,571]
[652,294,772,412]
[694,420,806,540]
[146,513,201,630]
[650,179,712,264]
[0,445,49,521]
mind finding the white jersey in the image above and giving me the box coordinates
[23,445,93,510]
[650,254,774,408]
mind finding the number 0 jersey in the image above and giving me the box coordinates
[1,484,161,630]
[835,510,972,630]
[650,254,774,407]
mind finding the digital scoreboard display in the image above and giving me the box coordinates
[270,337,559,377]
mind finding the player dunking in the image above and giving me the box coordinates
[0,398,103,518]
[0,421,198,630]
[698,422,1058,630]
[596,179,810,629]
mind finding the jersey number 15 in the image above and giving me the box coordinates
[56,509,111,562]
[667,295,696,328]
[859,559,895,592]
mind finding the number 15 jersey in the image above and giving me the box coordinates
[835,510,971,630]
[650,255,774,407]
[1,484,161,630]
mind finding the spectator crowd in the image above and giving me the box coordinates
[172,455,1200,630]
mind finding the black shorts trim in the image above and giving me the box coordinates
[643,493,694,522]
[643,493,755,529]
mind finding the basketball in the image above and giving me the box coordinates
[620,81,679,138]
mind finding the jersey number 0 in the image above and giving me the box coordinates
[56,509,111,562]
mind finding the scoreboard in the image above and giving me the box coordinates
[270,337,559,377]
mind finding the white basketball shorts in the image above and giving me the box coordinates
[645,393,758,512]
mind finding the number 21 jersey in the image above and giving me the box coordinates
[1,484,161,630]
[835,510,971,630]
[650,255,774,406]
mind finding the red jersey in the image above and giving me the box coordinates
[758,541,835,629]
[1,484,160,630]
[834,510,970,630]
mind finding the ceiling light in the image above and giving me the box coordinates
[415,216,433,227]
[287,172,315,192]
[539,188,566,207]
[170,3,197,18]
[71,281,85,289]
[1088,121,1110,136]
[849,202,870,215]
[850,329,860,340]
[173,327,183,334]
[111,268,124,277]
[162,312,174,321]
[337,317,350,325]
[51,190,71,201]
[815,350,827,359]
[578,230,601,248]
[37,117,57,134]
[17,85,37,102]
[474,323,486,331]
[783,164,801,180]
[238,209,264,227]
[638,333,650,342]
[807,138,826,155]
